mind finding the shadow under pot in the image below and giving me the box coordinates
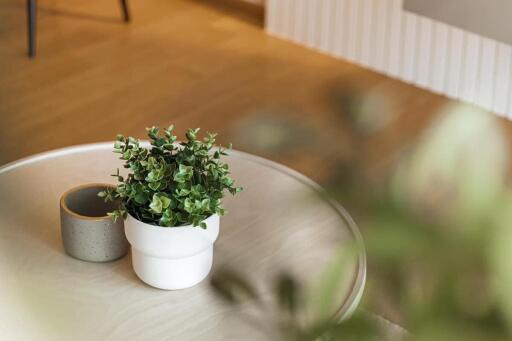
[60,183,129,262]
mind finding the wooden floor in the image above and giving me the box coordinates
[0,0,454,169]
[2,0,512,326]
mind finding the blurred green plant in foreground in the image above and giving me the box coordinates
[212,88,512,340]
[210,266,379,341]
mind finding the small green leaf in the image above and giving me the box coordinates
[176,188,190,196]
[149,194,163,214]
[134,192,149,204]
[183,198,194,213]
[160,195,171,209]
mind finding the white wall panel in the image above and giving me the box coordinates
[319,0,333,52]
[508,65,512,119]
[415,17,432,88]
[265,0,512,117]
[387,0,404,77]
[428,23,449,94]
[346,0,361,61]
[493,43,512,116]
[331,0,345,57]
[459,32,481,103]
[373,0,390,71]
[306,0,318,48]
[400,13,417,83]
[446,27,464,98]
[359,0,374,67]
[478,38,497,108]
[283,0,291,40]
[290,0,305,43]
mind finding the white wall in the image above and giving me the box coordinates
[405,0,512,45]
[265,0,512,118]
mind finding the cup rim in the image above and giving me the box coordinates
[60,183,117,221]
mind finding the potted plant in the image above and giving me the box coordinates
[100,125,242,290]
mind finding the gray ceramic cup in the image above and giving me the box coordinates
[60,183,129,262]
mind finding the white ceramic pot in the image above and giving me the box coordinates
[124,213,220,290]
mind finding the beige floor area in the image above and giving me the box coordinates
[2,0,512,327]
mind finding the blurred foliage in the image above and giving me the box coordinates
[210,266,379,341]
[327,82,398,136]
[216,85,512,340]
[232,110,319,154]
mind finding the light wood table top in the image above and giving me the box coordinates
[0,143,365,340]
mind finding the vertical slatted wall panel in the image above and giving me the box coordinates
[446,27,464,98]
[332,0,345,57]
[478,38,497,109]
[400,13,417,83]
[387,0,403,77]
[460,32,481,104]
[494,43,512,116]
[359,0,374,67]
[265,0,512,118]
[429,23,449,94]
[415,17,432,88]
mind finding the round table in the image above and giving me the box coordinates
[0,143,365,340]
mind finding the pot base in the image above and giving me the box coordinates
[131,246,213,290]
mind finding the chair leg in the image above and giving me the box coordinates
[27,0,37,58]
[120,0,130,23]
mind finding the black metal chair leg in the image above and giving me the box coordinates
[25,0,129,58]
[27,0,36,58]
[120,0,130,23]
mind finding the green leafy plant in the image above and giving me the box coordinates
[99,125,242,228]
